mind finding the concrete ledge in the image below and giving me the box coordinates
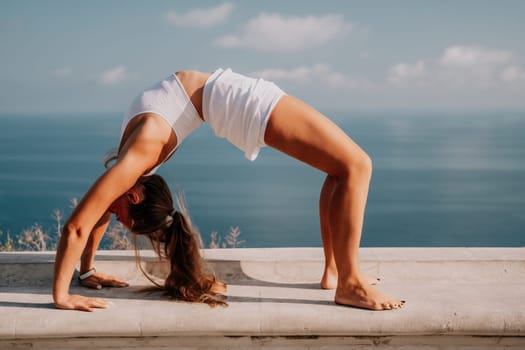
[1,248,524,349]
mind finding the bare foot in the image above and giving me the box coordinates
[321,271,380,289]
[335,278,404,311]
[320,270,338,289]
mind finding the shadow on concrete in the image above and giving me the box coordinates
[1,253,332,308]
[0,301,55,309]
[225,296,335,306]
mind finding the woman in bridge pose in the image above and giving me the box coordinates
[53,68,404,311]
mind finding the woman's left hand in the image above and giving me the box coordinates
[80,271,130,289]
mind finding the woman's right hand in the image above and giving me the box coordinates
[79,271,129,290]
[54,294,109,312]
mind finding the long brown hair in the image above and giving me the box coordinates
[129,174,226,307]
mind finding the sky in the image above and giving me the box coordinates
[1,0,525,114]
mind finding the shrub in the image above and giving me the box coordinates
[0,202,245,251]
[208,226,245,248]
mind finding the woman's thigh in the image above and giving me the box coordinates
[264,95,369,176]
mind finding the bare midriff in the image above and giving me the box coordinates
[175,70,211,121]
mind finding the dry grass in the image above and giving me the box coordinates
[0,231,15,252]
[0,196,133,251]
[208,226,245,248]
[103,222,133,250]
[0,200,245,251]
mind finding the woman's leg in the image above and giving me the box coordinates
[265,95,403,310]
[320,175,380,290]
[319,175,338,289]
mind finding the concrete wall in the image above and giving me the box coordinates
[1,248,524,349]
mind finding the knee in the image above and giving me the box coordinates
[361,152,373,176]
[337,150,373,182]
[353,151,373,179]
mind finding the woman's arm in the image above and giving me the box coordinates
[53,162,142,311]
[79,212,130,290]
[80,211,111,274]
[53,115,173,311]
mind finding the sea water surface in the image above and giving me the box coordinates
[0,111,524,247]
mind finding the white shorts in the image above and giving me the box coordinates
[203,68,286,161]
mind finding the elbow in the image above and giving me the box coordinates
[60,221,88,247]
[62,221,80,239]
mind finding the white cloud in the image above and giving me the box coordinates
[99,66,128,85]
[215,13,351,52]
[251,64,368,89]
[500,65,525,82]
[439,45,512,67]
[387,45,525,88]
[387,60,427,86]
[165,3,234,28]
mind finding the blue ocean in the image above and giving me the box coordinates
[1,111,524,247]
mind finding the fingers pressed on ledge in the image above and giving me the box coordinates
[110,279,130,288]
[55,294,109,312]
[89,298,109,308]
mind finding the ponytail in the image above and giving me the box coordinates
[130,175,226,307]
[161,210,226,307]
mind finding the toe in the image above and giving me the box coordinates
[394,301,405,309]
